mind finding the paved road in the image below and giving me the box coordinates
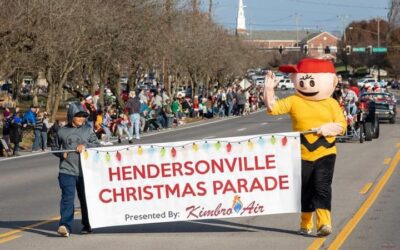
[1,95,400,249]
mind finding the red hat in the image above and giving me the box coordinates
[279,58,336,73]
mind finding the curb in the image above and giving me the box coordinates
[0,108,267,162]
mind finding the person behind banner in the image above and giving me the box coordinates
[52,102,100,237]
[263,58,346,237]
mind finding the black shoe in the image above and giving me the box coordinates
[81,226,93,234]
[128,140,133,144]
[118,138,122,144]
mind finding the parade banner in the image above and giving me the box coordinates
[81,132,302,228]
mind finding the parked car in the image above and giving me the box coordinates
[359,92,397,124]
[277,79,294,90]
[254,76,265,86]
[274,72,287,82]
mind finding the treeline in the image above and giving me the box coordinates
[340,19,400,77]
[0,0,262,121]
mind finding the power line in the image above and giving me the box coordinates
[288,0,388,10]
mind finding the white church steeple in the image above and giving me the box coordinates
[236,0,246,35]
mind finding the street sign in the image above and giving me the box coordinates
[372,47,387,53]
[352,47,365,52]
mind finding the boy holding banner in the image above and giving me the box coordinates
[263,58,346,237]
[52,102,100,237]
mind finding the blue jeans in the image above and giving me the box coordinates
[117,125,132,140]
[228,102,233,116]
[58,173,90,233]
[41,131,47,150]
[102,125,112,141]
[129,113,140,139]
[32,129,42,150]
[346,103,357,116]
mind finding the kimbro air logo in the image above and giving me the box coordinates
[185,195,265,219]
[232,195,243,213]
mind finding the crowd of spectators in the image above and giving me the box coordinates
[81,80,265,145]
[0,79,266,156]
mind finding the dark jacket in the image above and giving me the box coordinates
[125,96,141,114]
[52,103,100,176]
[10,115,23,144]
[2,117,12,135]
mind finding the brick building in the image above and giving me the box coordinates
[241,30,339,59]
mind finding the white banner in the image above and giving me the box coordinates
[81,132,302,229]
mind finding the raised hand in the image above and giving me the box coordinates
[265,71,278,90]
[263,71,278,111]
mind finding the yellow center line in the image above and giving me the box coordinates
[383,158,391,165]
[327,149,400,249]
[0,212,79,239]
[307,238,326,250]
[0,234,22,244]
[307,149,400,250]
[359,182,373,194]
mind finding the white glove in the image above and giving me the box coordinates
[263,71,279,111]
[316,123,343,137]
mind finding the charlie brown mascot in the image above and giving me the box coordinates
[264,58,346,237]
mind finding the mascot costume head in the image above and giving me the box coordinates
[279,58,338,101]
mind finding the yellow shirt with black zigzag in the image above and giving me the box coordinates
[268,95,346,161]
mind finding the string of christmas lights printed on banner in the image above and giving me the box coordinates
[82,134,298,162]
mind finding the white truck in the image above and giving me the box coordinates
[277,79,294,90]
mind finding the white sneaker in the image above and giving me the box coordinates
[298,228,312,235]
[317,225,332,237]
[57,225,70,237]
[105,142,113,145]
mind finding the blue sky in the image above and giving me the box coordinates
[201,0,389,33]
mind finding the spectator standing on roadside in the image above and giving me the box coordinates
[126,91,141,140]
[171,97,181,120]
[226,87,234,116]
[2,108,12,149]
[48,120,61,147]
[22,105,37,126]
[52,103,100,237]
[236,89,246,115]
[32,111,44,152]
[10,108,23,156]
[192,96,199,117]
[41,112,50,151]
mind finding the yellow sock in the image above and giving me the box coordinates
[316,209,331,229]
[300,212,313,230]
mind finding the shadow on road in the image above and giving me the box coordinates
[0,218,301,237]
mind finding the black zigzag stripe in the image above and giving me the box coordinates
[300,134,336,152]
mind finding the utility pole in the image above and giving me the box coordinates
[337,15,349,43]
[163,0,173,95]
[377,17,380,47]
[191,0,198,13]
[209,0,213,19]
[293,13,300,60]
[377,17,381,80]
[338,15,349,72]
